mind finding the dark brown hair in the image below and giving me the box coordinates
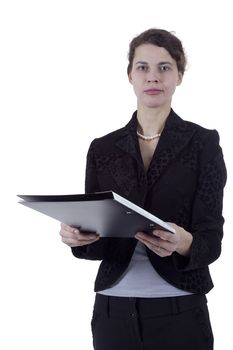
[127,28,187,75]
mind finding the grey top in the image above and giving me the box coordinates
[98,242,192,298]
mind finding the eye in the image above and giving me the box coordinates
[159,65,171,72]
[137,65,149,72]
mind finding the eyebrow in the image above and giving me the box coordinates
[135,61,148,65]
[158,61,173,66]
[135,61,173,66]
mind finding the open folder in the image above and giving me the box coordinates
[17,191,175,237]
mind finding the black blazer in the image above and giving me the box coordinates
[72,109,227,294]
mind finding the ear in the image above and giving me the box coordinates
[128,72,133,84]
[177,72,183,86]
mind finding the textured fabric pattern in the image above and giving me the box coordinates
[71,109,227,294]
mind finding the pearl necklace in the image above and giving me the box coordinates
[137,130,161,141]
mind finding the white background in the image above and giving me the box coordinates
[0,0,232,349]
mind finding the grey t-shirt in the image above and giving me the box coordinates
[98,242,192,298]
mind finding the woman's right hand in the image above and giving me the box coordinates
[59,223,100,247]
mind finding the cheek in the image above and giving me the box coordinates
[165,79,178,94]
[131,80,142,96]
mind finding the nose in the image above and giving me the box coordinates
[147,71,159,83]
[148,78,159,83]
[146,67,160,83]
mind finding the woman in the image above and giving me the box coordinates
[60,29,227,350]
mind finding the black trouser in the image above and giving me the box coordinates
[91,293,213,350]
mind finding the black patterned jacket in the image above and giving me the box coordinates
[72,109,227,294]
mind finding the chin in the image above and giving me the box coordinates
[144,102,166,109]
[142,97,172,110]
[140,97,166,108]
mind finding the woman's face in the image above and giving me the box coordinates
[128,44,183,110]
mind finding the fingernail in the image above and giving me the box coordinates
[89,235,98,239]
[152,230,159,236]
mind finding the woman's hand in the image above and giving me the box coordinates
[135,223,193,257]
[59,223,100,247]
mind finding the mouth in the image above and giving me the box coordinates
[144,88,163,95]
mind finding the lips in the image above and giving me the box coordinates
[144,88,163,95]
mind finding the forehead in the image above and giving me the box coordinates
[133,44,174,64]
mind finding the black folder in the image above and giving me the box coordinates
[17,191,175,237]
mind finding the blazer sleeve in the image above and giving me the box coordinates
[71,139,109,260]
[173,130,227,271]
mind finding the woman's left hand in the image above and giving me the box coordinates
[135,223,193,257]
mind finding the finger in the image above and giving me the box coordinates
[62,235,99,247]
[135,232,160,246]
[60,229,99,241]
[61,237,81,246]
[155,246,173,257]
[141,240,172,257]
[135,233,175,255]
[60,223,80,234]
[136,232,165,246]
[77,232,99,240]
[135,232,151,240]
[76,236,100,245]
[152,229,178,243]
[59,229,77,239]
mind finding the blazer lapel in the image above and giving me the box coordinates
[147,110,196,190]
[114,113,146,198]
[115,112,143,166]
[112,110,196,197]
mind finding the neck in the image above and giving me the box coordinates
[136,105,171,136]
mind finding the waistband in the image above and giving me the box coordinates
[94,293,207,318]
